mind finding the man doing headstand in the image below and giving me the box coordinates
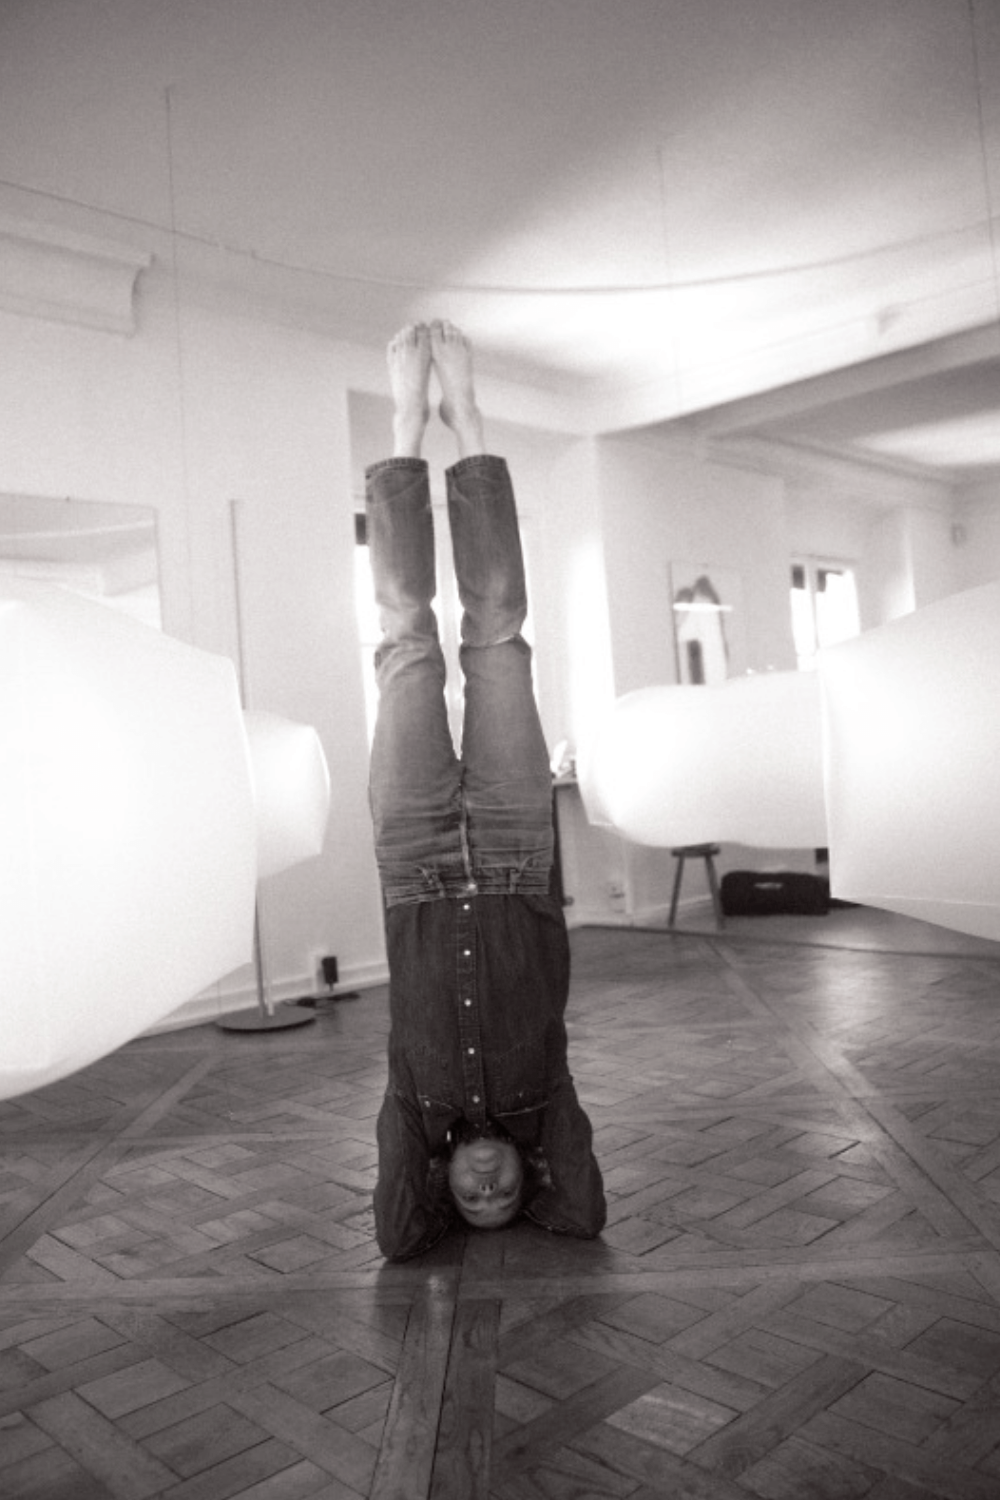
[367,320,606,1260]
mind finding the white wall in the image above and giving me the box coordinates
[596,435,793,694]
[785,489,873,564]
[956,479,1000,588]
[0,281,386,1018]
[905,506,965,610]
[535,438,614,762]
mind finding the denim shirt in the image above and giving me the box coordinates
[373,890,606,1260]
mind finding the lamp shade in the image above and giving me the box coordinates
[243,709,331,879]
[820,580,1000,941]
[578,670,828,849]
[1,580,258,1099]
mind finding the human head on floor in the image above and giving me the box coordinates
[446,1119,546,1230]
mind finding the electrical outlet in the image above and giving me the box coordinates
[606,879,626,912]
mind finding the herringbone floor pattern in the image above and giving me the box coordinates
[3,922,1000,1498]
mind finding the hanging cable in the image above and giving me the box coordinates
[0,170,996,300]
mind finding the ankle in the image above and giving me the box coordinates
[442,399,485,459]
[393,406,429,458]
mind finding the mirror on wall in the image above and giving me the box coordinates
[0,493,161,629]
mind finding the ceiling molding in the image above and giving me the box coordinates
[0,215,152,335]
[703,434,955,511]
[683,325,1000,440]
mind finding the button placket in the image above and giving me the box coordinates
[455,898,486,1125]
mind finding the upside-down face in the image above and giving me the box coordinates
[448,1137,524,1228]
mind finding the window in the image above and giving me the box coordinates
[791,558,860,670]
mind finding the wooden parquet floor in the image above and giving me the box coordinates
[4,925,1000,1499]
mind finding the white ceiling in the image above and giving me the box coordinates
[0,0,998,477]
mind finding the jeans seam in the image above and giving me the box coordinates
[445,454,507,480]
[366,457,429,481]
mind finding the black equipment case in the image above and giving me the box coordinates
[720,870,830,917]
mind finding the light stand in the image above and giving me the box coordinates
[216,497,315,1033]
[216,905,316,1032]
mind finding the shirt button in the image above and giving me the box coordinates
[471,1094,480,1104]
[464,998,472,1007]
[462,903,470,911]
[463,949,471,957]
[468,1046,475,1055]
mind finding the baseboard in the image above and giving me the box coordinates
[146,956,391,1035]
[563,902,629,930]
[564,897,715,930]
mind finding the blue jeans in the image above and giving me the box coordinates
[366,455,554,907]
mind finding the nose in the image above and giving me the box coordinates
[477,1177,497,1196]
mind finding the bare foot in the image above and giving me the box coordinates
[430,319,485,458]
[388,324,431,458]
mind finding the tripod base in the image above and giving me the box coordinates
[216,1003,316,1033]
[294,991,361,1007]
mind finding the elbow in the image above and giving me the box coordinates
[375,1200,452,1262]
[524,1186,606,1240]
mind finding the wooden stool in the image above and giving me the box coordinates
[668,843,724,929]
